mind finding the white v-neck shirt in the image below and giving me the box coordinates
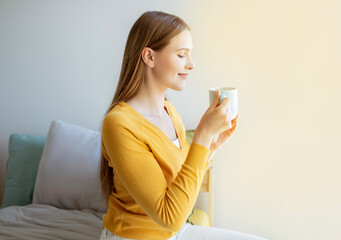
[172,137,180,149]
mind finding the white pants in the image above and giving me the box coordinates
[99,223,268,240]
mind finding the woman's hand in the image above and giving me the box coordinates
[192,90,234,149]
[209,114,239,152]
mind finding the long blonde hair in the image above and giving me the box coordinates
[99,11,190,205]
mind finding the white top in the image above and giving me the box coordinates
[171,137,180,149]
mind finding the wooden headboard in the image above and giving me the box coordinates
[199,166,214,227]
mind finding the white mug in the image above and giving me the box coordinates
[209,87,238,121]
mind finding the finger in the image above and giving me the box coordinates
[210,90,220,108]
[227,122,237,135]
[215,90,220,105]
[232,114,239,122]
[219,96,231,110]
[232,121,238,130]
[225,118,238,133]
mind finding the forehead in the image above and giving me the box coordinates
[167,29,193,51]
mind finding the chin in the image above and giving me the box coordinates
[172,84,186,92]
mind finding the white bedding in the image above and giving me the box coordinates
[0,204,105,240]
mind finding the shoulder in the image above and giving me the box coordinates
[102,102,136,131]
[102,102,147,138]
[104,103,126,124]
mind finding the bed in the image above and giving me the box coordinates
[0,204,104,239]
[0,120,213,239]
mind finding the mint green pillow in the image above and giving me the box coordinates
[185,129,195,145]
[1,134,46,209]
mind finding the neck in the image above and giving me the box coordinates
[125,77,167,118]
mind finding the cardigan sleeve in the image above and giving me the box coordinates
[102,114,211,232]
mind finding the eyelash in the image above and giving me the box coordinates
[178,55,185,58]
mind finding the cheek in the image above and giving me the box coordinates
[156,56,181,75]
[170,56,183,70]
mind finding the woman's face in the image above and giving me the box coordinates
[152,29,194,91]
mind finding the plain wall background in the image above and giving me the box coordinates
[1,0,340,239]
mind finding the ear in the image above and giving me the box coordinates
[141,47,155,68]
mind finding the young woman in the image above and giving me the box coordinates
[99,11,267,240]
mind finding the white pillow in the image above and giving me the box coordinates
[33,120,107,213]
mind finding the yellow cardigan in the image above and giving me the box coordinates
[101,100,213,240]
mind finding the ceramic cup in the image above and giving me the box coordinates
[209,87,238,123]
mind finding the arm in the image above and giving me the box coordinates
[102,115,211,232]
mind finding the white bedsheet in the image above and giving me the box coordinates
[0,204,105,240]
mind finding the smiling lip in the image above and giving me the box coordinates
[178,73,188,79]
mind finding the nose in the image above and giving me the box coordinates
[185,58,195,71]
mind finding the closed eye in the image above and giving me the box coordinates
[178,55,185,58]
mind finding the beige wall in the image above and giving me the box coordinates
[179,1,341,239]
[1,0,340,239]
